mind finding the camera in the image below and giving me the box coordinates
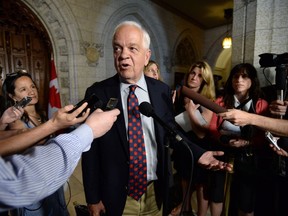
[259,52,288,68]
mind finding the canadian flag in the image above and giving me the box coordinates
[48,58,62,118]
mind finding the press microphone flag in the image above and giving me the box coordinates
[275,64,287,101]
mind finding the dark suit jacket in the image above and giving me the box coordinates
[81,74,205,215]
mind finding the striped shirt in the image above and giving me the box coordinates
[0,123,93,211]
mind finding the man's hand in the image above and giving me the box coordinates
[85,108,120,139]
[49,102,90,131]
[218,109,252,126]
[198,151,233,172]
[88,201,106,216]
[0,106,24,130]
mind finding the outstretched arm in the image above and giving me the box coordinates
[0,103,89,156]
[219,109,288,137]
[0,108,120,210]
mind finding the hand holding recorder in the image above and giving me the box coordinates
[68,94,118,118]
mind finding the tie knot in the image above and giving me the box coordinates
[129,85,137,93]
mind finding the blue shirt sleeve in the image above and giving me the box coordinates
[0,123,93,211]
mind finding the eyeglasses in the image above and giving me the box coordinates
[6,70,29,78]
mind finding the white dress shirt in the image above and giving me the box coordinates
[120,74,158,182]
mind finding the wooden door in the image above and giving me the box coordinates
[0,0,51,113]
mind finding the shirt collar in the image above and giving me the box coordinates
[120,73,148,93]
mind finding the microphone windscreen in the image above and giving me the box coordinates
[139,101,154,117]
[181,86,227,114]
[275,65,287,90]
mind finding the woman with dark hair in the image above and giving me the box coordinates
[2,71,69,216]
[209,63,269,216]
[2,72,46,130]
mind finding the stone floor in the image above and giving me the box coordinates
[64,160,86,216]
[64,160,211,216]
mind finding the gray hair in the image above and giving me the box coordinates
[113,21,150,49]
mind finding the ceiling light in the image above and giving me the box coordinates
[222,36,232,49]
[222,8,233,49]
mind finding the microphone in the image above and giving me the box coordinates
[275,64,287,101]
[275,65,287,119]
[139,101,195,216]
[181,86,227,113]
[69,94,103,117]
[139,101,183,142]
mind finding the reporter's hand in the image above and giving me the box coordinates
[0,106,24,130]
[184,98,200,114]
[85,108,120,139]
[270,144,288,157]
[229,138,250,147]
[49,102,90,130]
[269,100,288,116]
[219,109,252,126]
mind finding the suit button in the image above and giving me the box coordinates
[126,161,129,165]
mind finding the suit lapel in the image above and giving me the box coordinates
[106,75,129,158]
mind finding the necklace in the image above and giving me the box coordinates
[28,115,42,123]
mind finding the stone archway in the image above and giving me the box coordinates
[0,0,52,110]
[21,0,82,105]
[171,30,199,87]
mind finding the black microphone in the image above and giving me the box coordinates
[275,64,287,102]
[139,101,196,215]
[275,65,287,119]
[69,94,103,117]
[139,101,183,142]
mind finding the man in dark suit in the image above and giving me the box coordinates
[82,20,232,216]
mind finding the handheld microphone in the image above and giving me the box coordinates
[139,101,195,216]
[181,86,227,113]
[275,64,287,102]
[275,65,287,119]
[69,94,103,117]
[139,101,183,142]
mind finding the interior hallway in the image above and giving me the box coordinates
[65,160,212,216]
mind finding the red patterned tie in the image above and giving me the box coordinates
[127,85,147,200]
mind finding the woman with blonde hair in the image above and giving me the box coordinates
[171,60,215,216]
[144,60,162,80]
